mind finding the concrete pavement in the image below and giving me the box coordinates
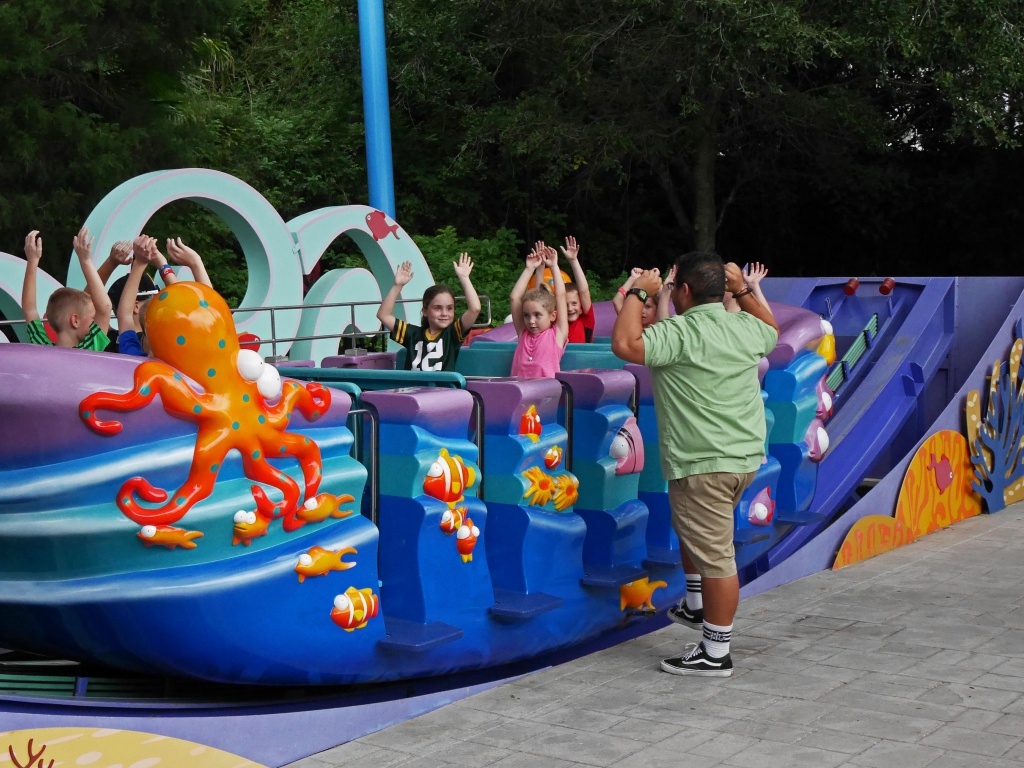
[286,503,1024,768]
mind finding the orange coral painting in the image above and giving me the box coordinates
[833,430,982,570]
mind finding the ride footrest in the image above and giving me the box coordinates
[772,510,826,526]
[488,589,563,620]
[377,618,463,652]
[733,529,771,547]
[643,547,681,569]
[580,564,647,588]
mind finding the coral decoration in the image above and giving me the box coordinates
[553,474,579,511]
[833,430,981,569]
[8,738,54,768]
[523,466,555,506]
[79,282,331,537]
[967,338,1024,512]
[619,577,667,611]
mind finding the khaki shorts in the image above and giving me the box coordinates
[669,471,757,579]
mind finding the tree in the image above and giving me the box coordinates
[0,0,238,276]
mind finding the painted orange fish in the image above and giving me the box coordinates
[520,405,542,442]
[365,210,400,241]
[544,445,563,469]
[331,586,380,631]
[137,524,203,550]
[440,506,465,535]
[424,448,475,505]
[619,577,667,611]
[232,509,271,547]
[295,546,358,583]
[295,493,356,525]
[456,518,480,563]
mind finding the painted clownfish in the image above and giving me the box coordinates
[440,507,465,535]
[138,524,203,549]
[544,445,563,470]
[330,586,380,631]
[423,448,475,505]
[519,405,542,442]
[456,518,480,563]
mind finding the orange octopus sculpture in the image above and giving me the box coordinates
[80,282,331,532]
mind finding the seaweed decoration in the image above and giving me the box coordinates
[967,338,1024,512]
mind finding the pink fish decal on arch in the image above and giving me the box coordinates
[926,453,954,494]
[365,210,400,241]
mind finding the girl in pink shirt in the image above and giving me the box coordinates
[510,243,569,378]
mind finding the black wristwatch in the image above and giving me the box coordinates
[626,287,649,302]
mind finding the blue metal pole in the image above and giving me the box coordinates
[357,0,397,218]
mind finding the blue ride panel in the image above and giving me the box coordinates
[557,370,649,585]
[0,345,379,686]
[466,378,584,616]
[625,364,679,570]
[360,388,494,646]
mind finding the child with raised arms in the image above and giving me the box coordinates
[377,253,481,372]
[21,227,112,350]
[510,243,568,378]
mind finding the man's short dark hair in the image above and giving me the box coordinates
[674,252,725,304]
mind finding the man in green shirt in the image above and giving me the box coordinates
[612,252,778,676]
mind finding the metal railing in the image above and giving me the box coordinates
[0,293,493,357]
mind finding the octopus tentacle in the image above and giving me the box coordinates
[80,361,184,435]
[261,431,324,524]
[265,381,331,424]
[242,453,302,525]
[117,440,229,526]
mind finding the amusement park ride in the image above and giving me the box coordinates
[3,6,1024,767]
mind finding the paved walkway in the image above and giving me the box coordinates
[286,504,1024,768]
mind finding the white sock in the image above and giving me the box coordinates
[684,573,703,611]
[702,620,732,658]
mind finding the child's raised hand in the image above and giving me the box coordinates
[167,237,201,268]
[109,240,133,265]
[744,262,768,286]
[73,226,94,263]
[394,261,414,286]
[561,236,580,262]
[453,252,473,278]
[541,245,559,269]
[525,249,543,271]
[133,235,153,263]
[24,231,42,265]
[630,267,643,279]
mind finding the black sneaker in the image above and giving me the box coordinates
[667,601,703,629]
[660,642,733,677]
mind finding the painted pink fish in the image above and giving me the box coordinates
[926,453,954,494]
[365,210,400,241]
[610,417,645,476]
[748,486,775,526]
[805,418,829,463]
[815,379,834,420]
